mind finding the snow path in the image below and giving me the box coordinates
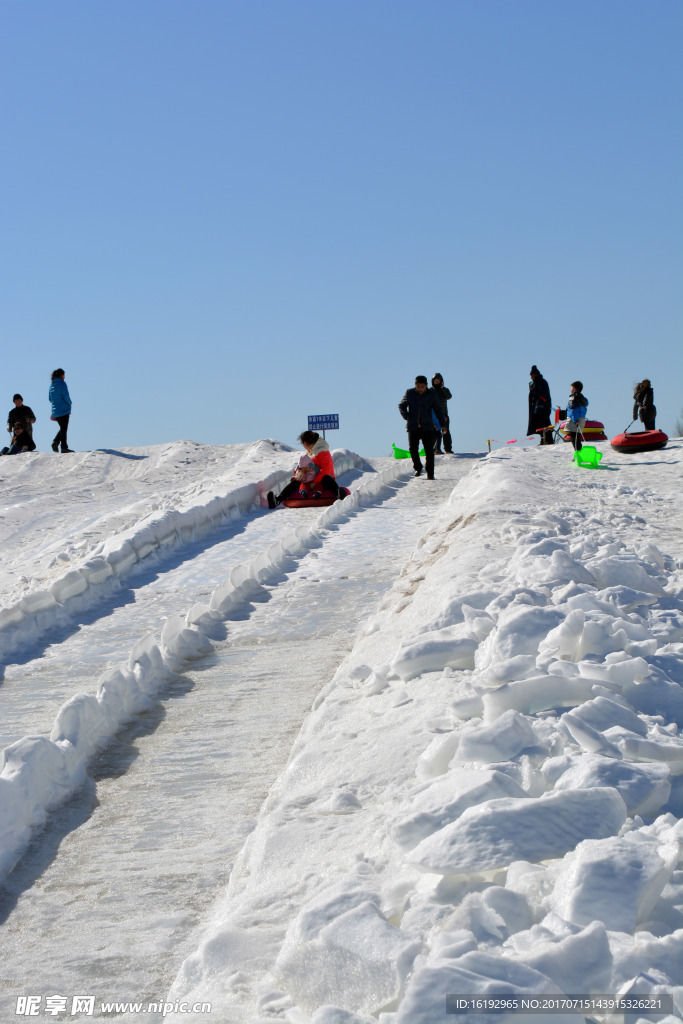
[0,457,473,1021]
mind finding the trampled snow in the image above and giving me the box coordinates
[1,437,682,1023]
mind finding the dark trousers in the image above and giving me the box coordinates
[278,474,339,500]
[408,429,435,477]
[434,419,452,453]
[52,414,70,451]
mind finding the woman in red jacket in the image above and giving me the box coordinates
[268,431,342,507]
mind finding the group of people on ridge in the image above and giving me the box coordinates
[1,369,74,456]
[527,366,656,452]
[267,372,456,505]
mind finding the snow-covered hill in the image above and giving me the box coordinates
[1,439,682,1023]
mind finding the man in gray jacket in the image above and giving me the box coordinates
[398,375,446,479]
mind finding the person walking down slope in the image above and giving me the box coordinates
[633,379,656,431]
[565,380,589,451]
[398,375,446,479]
[7,394,36,441]
[431,373,453,454]
[528,365,553,445]
[49,368,74,453]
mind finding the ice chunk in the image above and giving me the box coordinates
[390,628,478,681]
[80,556,114,585]
[396,951,572,1024]
[447,887,533,942]
[161,612,213,664]
[476,606,565,672]
[561,712,622,757]
[408,788,627,874]
[20,589,58,614]
[552,754,671,817]
[456,710,540,763]
[275,893,422,1015]
[616,733,683,767]
[569,696,647,737]
[549,831,679,932]
[512,919,612,993]
[393,768,528,849]
[416,732,461,781]
[586,555,665,595]
[483,674,594,721]
[49,569,89,602]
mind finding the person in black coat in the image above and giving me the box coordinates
[527,365,553,444]
[398,375,446,479]
[431,373,453,454]
[633,379,656,431]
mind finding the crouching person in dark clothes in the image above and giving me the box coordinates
[1,421,37,455]
[398,375,446,479]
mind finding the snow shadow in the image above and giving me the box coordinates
[92,449,149,460]
[0,673,194,923]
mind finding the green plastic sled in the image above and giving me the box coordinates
[393,443,425,459]
[574,445,603,468]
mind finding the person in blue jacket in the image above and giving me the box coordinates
[49,368,74,453]
[565,380,589,451]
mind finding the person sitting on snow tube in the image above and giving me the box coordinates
[268,431,343,508]
[565,381,589,451]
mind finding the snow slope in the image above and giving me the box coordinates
[0,441,411,882]
[166,441,683,1024]
[1,438,682,1024]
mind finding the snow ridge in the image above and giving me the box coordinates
[0,444,362,664]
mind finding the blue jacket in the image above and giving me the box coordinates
[567,391,588,423]
[49,377,72,417]
[399,388,446,432]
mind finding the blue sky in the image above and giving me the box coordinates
[2,0,681,457]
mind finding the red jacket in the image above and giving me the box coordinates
[306,439,335,489]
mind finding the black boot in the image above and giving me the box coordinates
[267,491,279,509]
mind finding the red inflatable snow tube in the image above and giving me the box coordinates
[610,430,668,454]
[281,486,351,508]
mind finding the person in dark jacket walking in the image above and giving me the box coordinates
[398,375,446,479]
[633,379,656,431]
[431,373,453,454]
[528,365,553,444]
[49,368,74,453]
[7,394,36,441]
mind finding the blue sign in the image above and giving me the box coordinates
[308,414,339,431]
